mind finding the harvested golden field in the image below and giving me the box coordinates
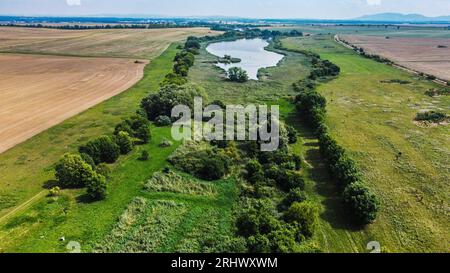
[0,27,218,59]
[0,54,148,154]
[341,35,450,81]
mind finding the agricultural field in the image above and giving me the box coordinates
[0,54,147,154]
[340,35,450,81]
[0,27,217,59]
[282,35,450,252]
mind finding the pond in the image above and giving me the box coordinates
[206,38,284,80]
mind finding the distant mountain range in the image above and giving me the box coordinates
[355,13,450,22]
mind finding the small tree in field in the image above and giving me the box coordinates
[228,67,249,83]
[115,131,134,154]
[86,173,107,200]
[343,182,380,225]
[55,154,96,188]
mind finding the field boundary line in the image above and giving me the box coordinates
[0,190,47,225]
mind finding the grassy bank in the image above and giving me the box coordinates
[282,36,450,252]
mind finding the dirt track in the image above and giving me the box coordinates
[341,35,450,81]
[0,54,148,154]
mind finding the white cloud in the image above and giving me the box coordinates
[366,0,382,6]
[66,0,81,6]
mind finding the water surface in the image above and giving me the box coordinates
[206,38,284,80]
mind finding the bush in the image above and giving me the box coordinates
[284,201,319,238]
[281,188,307,210]
[159,139,173,147]
[95,163,111,178]
[80,153,96,168]
[55,154,96,188]
[139,150,150,161]
[415,111,448,123]
[228,67,249,83]
[197,156,229,181]
[155,115,172,127]
[79,136,120,164]
[343,182,380,225]
[115,131,134,154]
[49,186,61,197]
[115,115,152,144]
[247,235,271,253]
[244,160,264,184]
[185,36,201,50]
[286,125,298,144]
[86,173,107,200]
[267,227,297,253]
[162,72,188,86]
[141,84,207,120]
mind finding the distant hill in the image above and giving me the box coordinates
[356,13,450,22]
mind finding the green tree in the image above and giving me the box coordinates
[86,173,107,200]
[55,154,96,188]
[343,182,380,225]
[228,67,249,83]
[284,201,319,238]
[115,131,134,154]
[79,136,120,164]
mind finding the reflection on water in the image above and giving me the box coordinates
[206,38,284,80]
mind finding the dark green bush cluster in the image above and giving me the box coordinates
[55,154,107,200]
[415,111,448,123]
[141,83,207,121]
[227,67,249,83]
[308,58,340,80]
[114,114,152,144]
[294,52,379,226]
[425,88,450,97]
[54,112,151,201]
[169,142,231,181]
[162,37,198,86]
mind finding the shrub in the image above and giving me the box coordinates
[115,115,152,144]
[49,186,61,197]
[135,124,152,144]
[115,131,134,154]
[79,136,120,164]
[281,188,307,209]
[228,67,249,83]
[343,182,380,225]
[185,36,201,50]
[141,84,207,120]
[55,154,96,188]
[80,153,96,168]
[244,160,264,184]
[86,173,107,200]
[284,201,319,238]
[267,227,297,253]
[155,115,172,127]
[286,125,298,144]
[197,156,228,181]
[159,139,173,147]
[162,72,188,86]
[95,163,111,178]
[139,150,150,161]
[415,111,448,123]
[247,235,271,253]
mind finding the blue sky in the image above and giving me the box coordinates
[1,0,449,19]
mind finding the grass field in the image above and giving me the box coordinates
[0,27,217,59]
[0,54,148,154]
[282,35,450,252]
